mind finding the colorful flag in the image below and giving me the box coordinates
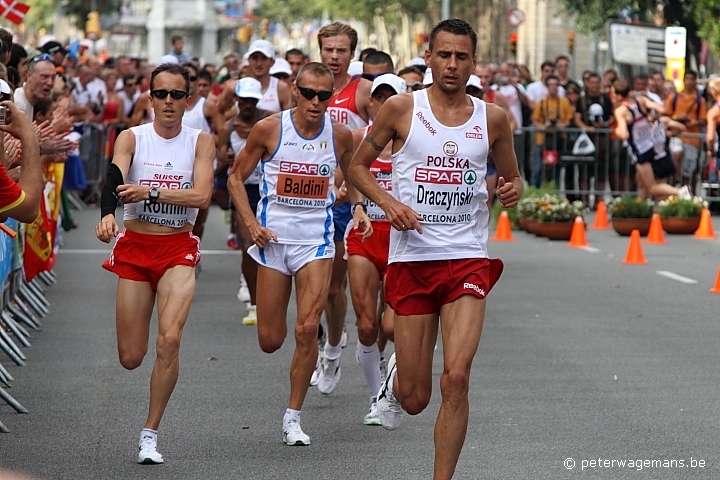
[0,0,30,25]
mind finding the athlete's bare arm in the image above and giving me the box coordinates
[613,105,632,140]
[217,80,238,114]
[348,93,423,233]
[278,81,292,111]
[487,103,522,207]
[227,116,280,247]
[216,119,231,163]
[356,78,375,123]
[115,132,215,209]
[128,94,151,127]
[203,94,226,134]
[706,105,719,148]
[639,96,666,116]
[348,127,373,238]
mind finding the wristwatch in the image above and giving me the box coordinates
[148,187,160,204]
[352,202,367,214]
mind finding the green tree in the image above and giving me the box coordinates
[63,0,121,31]
[25,0,56,31]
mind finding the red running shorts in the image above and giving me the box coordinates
[385,258,504,316]
[345,222,391,276]
[102,229,201,290]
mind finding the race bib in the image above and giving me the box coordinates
[136,166,193,227]
[276,160,332,208]
[367,166,392,221]
[412,167,476,224]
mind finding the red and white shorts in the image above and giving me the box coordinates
[102,229,201,290]
[345,222,391,276]
[385,258,504,316]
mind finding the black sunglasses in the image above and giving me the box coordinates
[28,53,54,67]
[151,89,190,100]
[406,82,423,91]
[361,73,384,82]
[189,75,198,82]
[297,85,333,101]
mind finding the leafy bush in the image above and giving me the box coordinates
[658,196,706,218]
[536,198,588,222]
[610,196,654,219]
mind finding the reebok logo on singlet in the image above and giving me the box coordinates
[463,282,486,296]
[415,111,437,135]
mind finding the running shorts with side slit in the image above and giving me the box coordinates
[102,229,201,291]
[248,242,335,276]
[345,222,391,276]
[385,258,504,316]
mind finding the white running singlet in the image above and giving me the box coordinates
[364,127,392,222]
[182,97,211,133]
[257,77,282,113]
[258,109,337,245]
[230,130,261,184]
[124,123,202,227]
[389,89,490,263]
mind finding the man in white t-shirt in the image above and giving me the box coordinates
[526,60,566,104]
[14,54,56,121]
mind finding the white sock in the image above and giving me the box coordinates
[140,428,157,442]
[324,341,342,360]
[357,339,381,401]
[284,408,301,424]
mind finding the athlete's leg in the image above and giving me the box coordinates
[348,254,382,399]
[145,265,196,430]
[324,240,348,348]
[393,312,439,415]
[255,265,293,353]
[115,278,156,369]
[290,258,333,410]
[433,295,486,480]
[236,210,258,304]
[192,207,209,239]
[381,275,395,342]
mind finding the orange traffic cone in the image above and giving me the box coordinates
[711,267,720,293]
[491,210,517,241]
[622,229,648,264]
[591,201,609,229]
[568,216,589,247]
[646,213,667,244]
[694,208,716,239]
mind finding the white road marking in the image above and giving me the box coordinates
[59,249,240,255]
[655,270,698,285]
[580,247,600,253]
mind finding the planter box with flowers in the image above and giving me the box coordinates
[518,193,562,235]
[610,196,654,236]
[535,199,588,240]
[658,196,706,234]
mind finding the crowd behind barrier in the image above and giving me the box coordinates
[516,127,718,205]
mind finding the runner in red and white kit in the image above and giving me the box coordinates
[348,20,522,479]
[312,22,375,394]
[346,73,405,425]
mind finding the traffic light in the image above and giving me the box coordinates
[509,32,518,55]
[567,31,575,54]
[86,11,100,36]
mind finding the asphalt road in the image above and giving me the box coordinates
[1,205,720,479]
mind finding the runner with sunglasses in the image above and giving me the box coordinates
[227,62,354,446]
[96,63,216,464]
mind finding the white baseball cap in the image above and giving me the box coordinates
[235,77,263,100]
[158,54,179,65]
[423,68,433,85]
[466,75,483,90]
[371,74,407,95]
[269,58,292,76]
[407,57,426,67]
[247,39,275,59]
[348,61,364,76]
[0,79,11,95]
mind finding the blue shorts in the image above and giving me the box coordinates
[332,201,352,242]
[229,183,260,215]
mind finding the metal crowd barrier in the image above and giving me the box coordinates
[517,127,715,204]
[80,122,127,205]
[0,221,56,432]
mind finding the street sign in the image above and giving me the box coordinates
[665,26,686,58]
[507,9,525,28]
[610,23,665,67]
[666,58,685,91]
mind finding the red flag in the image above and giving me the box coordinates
[0,0,29,25]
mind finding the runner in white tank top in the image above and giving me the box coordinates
[182,96,211,133]
[347,20,522,478]
[257,76,282,113]
[227,62,355,446]
[95,64,216,465]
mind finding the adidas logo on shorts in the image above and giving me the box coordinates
[463,282,485,297]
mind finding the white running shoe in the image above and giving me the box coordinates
[137,433,164,464]
[283,418,311,446]
[379,357,387,382]
[340,326,349,348]
[242,305,257,325]
[318,356,341,394]
[237,282,251,303]
[376,353,403,430]
[363,400,382,426]
[310,351,323,386]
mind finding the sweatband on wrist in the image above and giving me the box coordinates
[100,163,124,219]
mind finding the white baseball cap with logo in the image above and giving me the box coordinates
[235,77,264,100]
[466,75,483,90]
[371,74,407,96]
[247,39,275,59]
[158,54,179,65]
[269,58,292,76]
[407,57,426,68]
[348,61,364,76]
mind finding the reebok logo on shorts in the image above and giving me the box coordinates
[185,254,195,261]
[463,282,485,297]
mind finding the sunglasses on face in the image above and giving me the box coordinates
[189,75,198,82]
[151,89,190,100]
[125,83,136,88]
[406,82,423,91]
[28,53,53,67]
[361,73,384,82]
[297,85,333,101]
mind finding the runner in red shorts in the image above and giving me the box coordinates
[95,63,215,465]
[346,73,405,426]
[348,20,522,479]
